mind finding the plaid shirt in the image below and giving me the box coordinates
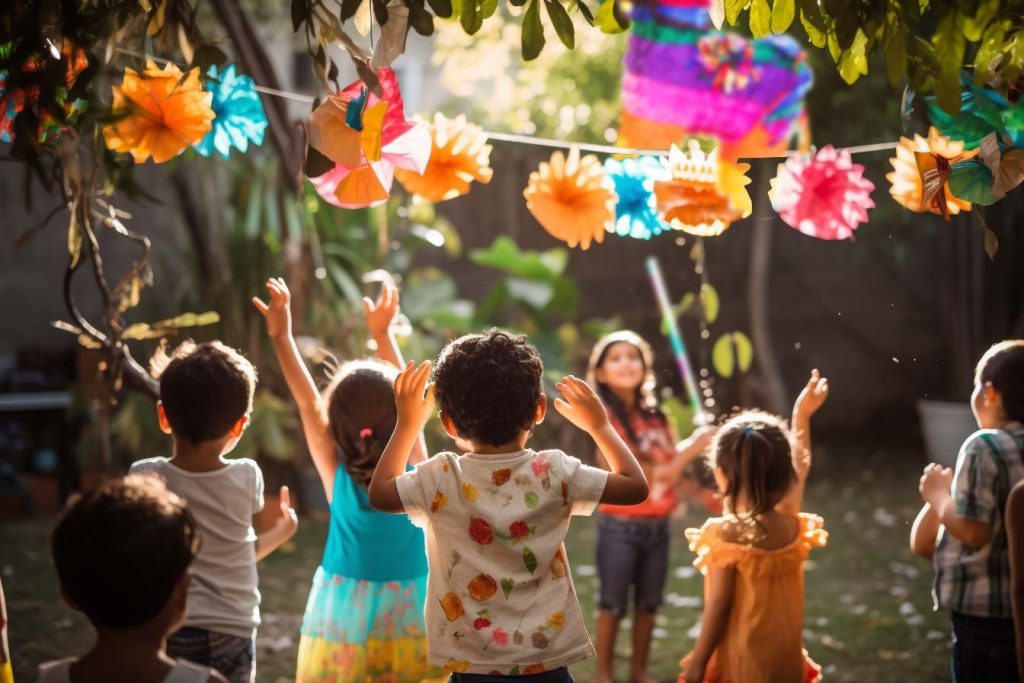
[933,422,1024,617]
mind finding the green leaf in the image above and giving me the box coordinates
[523,546,538,573]
[460,0,482,34]
[470,237,567,280]
[963,0,998,42]
[525,491,540,508]
[506,278,555,309]
[408,2,435,34]
[522,0,546,59]
[595,0,624,33]
[749,0,770,38]
[576,0,595,25]
[501,577,514,599]
[482,0,498,18]
[770,0,794,34]
[545,0,575,48]
[678,292,696,315]
[838,29,869,84]
[975,19,1010,86]
[427,0,453,17]
[932,11,965,115]
[700,283,720,324]
[712,334,735,379]
[725,0,746,25]
[733,331,753,372]
[885,25,906,87]
[509,666,521,676]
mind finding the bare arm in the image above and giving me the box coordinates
[778,370,829,516]
[369,362,435,513]
[555,377,648,505]
[1008,482,1024,681]
[253,278,337,499]
[910,502,941,559]
[921,463,993,550]
[255,486,298,561]
[683,565,737,683]
[652,425,716,486]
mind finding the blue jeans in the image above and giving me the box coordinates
[596,514,670,615]
[951,612,1018,682]
[167,626,254,683]
[450,666,574,682]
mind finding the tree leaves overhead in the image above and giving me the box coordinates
[522,0,546,60]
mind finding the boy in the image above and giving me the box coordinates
[369,329,648,681]
[40,474,227,682]
[130,341,298,683]
[911,339,1024,682]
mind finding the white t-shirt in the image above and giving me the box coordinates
[37,657,216,682]
[130,457,264,639]
[396,448,608,675]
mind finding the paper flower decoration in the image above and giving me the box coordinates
[653,141,751,236]
[603,156,670,240]
[193,64,267,158]
[523,146,617,250]
[102,61,214,164]
[768,145,875,240]
[0,41,89,144]
[307,67,430,208]
[395,113,493,202]
[886,127,976,218]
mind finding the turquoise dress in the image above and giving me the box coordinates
[296,464,436,682]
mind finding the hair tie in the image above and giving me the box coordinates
[742,425,755,434]
[359,428,373,440]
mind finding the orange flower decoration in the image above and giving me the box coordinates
[396,113,493,202]
[103,61,214,164]
[523,146,617,250]
[653,141,752,236]
[886,127,976,217]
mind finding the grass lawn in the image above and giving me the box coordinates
[3,441,950,682]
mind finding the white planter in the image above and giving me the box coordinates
[917,399,979,468]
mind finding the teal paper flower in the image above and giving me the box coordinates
[604,156,669,240]
[194,64,267,158]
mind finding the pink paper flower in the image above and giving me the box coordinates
[768,145,875,240]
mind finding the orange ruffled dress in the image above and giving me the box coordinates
[679,513,827,683]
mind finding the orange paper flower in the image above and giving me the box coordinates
[886,127,976,217]
[103,61,214,164]
[653,141,751,236]
[395,113,493,202]
[523,146,617,250]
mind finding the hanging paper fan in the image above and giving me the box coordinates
[652,141,751,236]
[603,156,670,240]
[523,146,617,250]
[307,67,430,208]
[886,127,976,218]
[193,64,267,159]
[395,113,492,202]
[769,145,875,240]
[102,61,214,164]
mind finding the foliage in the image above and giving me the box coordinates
[716,0,1024,116]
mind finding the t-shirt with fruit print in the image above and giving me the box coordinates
[395,448,608,675]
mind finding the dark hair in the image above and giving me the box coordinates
[323,359,398,490]
[52,474,200,630]
[585,331,666,445]
[151,341,257,443]
[976,340,1024,422]
[433,329,543,447]
[711,411,796,525]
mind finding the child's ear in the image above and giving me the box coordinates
[230,415,249,438]
[983,382,1001,406]
[439,411,460,440]
[59,584,82,613]
[535,394,547,425]
[156,402,173,435]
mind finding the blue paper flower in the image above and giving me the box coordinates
[604,156,670,240]
[194,64,267,158]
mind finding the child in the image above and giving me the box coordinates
[130,341,298,683]
[368,329,649,681]
[252,277,438,682]
[38,474,227,682]
[680,370,829,683]
[585,331,715,683]
[912,340,1024,682]
[1007,479,1024,681]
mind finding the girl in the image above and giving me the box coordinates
[586,331,715,683]
[253,277,439,683]
[680,370,829,683]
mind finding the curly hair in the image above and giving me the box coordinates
[52,474,201,630]
[151,340,257,444]
[432,329,544,447]
[976,340,1024,423]
[323,359,399,490]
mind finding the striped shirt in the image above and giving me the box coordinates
[933,422,1024,617]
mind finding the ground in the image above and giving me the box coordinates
[3,442,949,682]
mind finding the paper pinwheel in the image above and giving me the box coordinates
[887,127,976,218]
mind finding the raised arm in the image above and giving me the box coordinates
[652,424,716,487]
[369,361,435,513]
[253,278,337,497]
[554,376,648,505]
[778,369,829,515]
[683,565,737,683]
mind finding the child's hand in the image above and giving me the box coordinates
[275,485,299,536]
[683,661,706,683]
[252,277,292,340]
[680,425,716,454]
[363,280,399,340]
[554,376,610,434]
[394,361,435,429]
[794,369,829,421]
[920,463,953,507]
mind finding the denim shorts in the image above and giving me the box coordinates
[167,626,255,683]
[951,612,1018,683]
[595,514,670,615]
[450,666,574,682]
